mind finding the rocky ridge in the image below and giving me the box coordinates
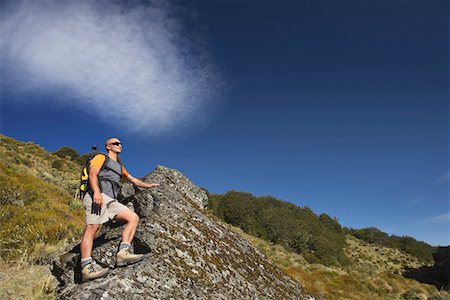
[53,165,310,299]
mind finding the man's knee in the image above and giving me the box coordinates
[84,224,100,234]
[131,212,139,224]
[116,209,139,224]
[126,211,139,225]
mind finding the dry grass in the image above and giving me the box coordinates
[0,143,85,261]
[0,256,58,300]
[345,235,427,275]
[0,135,85,299]
[0,134,80,194]
[228,225,450,300]
[0,170,85,261]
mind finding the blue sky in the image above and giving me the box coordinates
[1,0,448,246]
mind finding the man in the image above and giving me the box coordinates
[80,137,159,282]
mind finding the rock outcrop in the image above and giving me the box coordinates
[53,165,310,299]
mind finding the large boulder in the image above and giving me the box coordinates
[53,166,311,299]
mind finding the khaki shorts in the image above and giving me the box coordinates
[83,192,128,224]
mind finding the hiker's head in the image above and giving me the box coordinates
[105,137,122,154]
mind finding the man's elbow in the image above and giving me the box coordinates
[128,176,138,185]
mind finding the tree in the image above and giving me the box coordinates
[53,147,80,161]
[208,191,348,266]
[75,153,92,166]
[319,213,343,233]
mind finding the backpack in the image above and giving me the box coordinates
[79,147,101,199]
[79,149,122,199]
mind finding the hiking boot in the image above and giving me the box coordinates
[81,261,109,282]
[116,248,144,267]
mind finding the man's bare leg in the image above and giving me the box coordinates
[114,209,139,243]
[114,209,143,267]
[80,224,100,258]
[80,224,109,282]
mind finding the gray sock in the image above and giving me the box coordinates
[119,242,131,251]
[81,257,93,269]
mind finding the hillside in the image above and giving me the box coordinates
[0,134,81,194]
[208,191,438,266]
[0,135,85,262]
[0,134,448,300]
[0,135,309,299]
[208,191,449,299]
[208,191,348,266]
[230,227,449,300]
[345,227,437,263]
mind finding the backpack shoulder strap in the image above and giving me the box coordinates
[99,153,108,169]
[97,153,122,176]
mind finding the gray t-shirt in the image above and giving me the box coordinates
[91,154,123,199]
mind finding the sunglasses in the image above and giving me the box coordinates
[110,142,122,146]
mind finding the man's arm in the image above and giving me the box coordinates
[125,174,160,188]
[89,165,104,206]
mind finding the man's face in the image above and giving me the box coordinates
[106,138,123,154]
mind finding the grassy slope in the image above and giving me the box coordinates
[0,134,81,192]
[0,260,58,300]
[0,135,85,299]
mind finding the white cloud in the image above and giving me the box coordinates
[1,0,221,136]
[421,213,450,224]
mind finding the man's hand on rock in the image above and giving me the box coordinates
[146,183,160,188]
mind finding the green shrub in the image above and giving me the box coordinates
[52,160,64,170]
[21,157,32,167]
[402,289,420,300]
[75,153,92,166]
[208,191,347,266]
[69,198,84,210]
[53,146,80,161]
[0,172,42,205]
